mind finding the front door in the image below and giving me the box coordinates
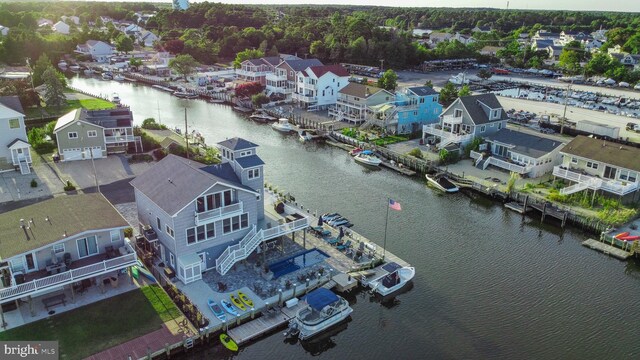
[77,236,98,258]
[198,252,206,272]
[604,166,617,180]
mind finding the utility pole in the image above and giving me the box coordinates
[561,83,572,135]
[89,148,100,193]
[380,59,384,72]
[184,108,189,160]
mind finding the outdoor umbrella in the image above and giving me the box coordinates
[339,227,344,239]
[317,217,323,226]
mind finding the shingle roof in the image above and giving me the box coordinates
[262,56,281,66]
[408,86,438,97]
[308,64,350,78]
[7,138,29,148]
[561,135,640,172]
[0,96,24,114]
[54,108,133,131]
[0,194,129,259]
[338,82,386,98]
[130,155,258,216]
[484,129,564,158]
[217,137,258,151]
[235,155,265,168]
[54,109,81,131]
[282,58,323,71]
[458,93,508,125]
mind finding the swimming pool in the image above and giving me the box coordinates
[269,249,330,279]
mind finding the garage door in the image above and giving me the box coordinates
[85,147,103,159]
[62,148,83,161]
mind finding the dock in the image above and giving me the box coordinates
[233,106,253,113]
[380,160,416,176]
[504,202,531,214]
[227,302,304,345]
[581,238,631,260]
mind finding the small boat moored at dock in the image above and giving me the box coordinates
[110,92,121,104]
[367,263,415,297]
[285,288,353,341]
[113,73,125,81]
[152,84,175,93]
[354,150,382,167]
[426,173,459,193]
[208,299,226,321]
[57,60,68,69]
[220,299,239,316]
[230,294,246,311]
[220,333,238,352]
[174,91,199,99]
[272,118,294,133]
[250,111,277,123]
[101,72,113,80]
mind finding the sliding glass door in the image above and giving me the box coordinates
[77,236,98,258]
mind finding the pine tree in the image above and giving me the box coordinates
[42,67,67,108]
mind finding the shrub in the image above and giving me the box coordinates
[153,148,167,160]
[141,118,167,130]
[33,142,56,155]
[124,227,133,238]
[129,154,153,163]
[30,179,38,188]
[407,148,423,159]
[438,149,460,165]
[63,180,76,191]
[251,93,270,107]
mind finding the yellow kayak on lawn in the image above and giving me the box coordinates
[230,294,246,311]
[238,291,254,308]
[220,333,238,352]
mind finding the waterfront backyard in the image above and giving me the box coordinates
[0,285,184,360]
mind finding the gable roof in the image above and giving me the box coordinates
[0,194,129,259]
[130,155,258,216]
[407,86,438,97]
[560,136,640,172]
[262,56,281,66]
[484,129,564,158]
[7,138,29,149]
[281,58,323,71]
[235,155,265,169]
[54,109,81,131]
[54,108,133,132]
[457,94,508,125]
[217,137,258,151]
[0,96,25,114]
[307,64,350,78]
[338,82,388,98]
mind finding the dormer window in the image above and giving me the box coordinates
[492,109,500,119]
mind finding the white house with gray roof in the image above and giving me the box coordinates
[266,58,323,101]
[423,93,509,150]
[470,129,565,178]
[75,40,114,63]
[0,96,31,174]
[131,137,308,282]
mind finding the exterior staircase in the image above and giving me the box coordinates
[559,180,593,195]
[19,159,30,175]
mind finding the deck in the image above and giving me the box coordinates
[380,160,417,176]
[504,202,531,214]
[581,238,631,260]
[227,302,305,345]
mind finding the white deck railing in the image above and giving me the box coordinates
[105,135,135,143]
[442,115,464,124]
[215,217,310,275]
[194,202,243,226]
[423,125,474,148]
[553,166,638,196]
[0,245,137,303]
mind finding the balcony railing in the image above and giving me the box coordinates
[266,85,293,94]
[266,73,287,82]
[293,93,317,103]
[423,124,474,144]
[442,115,464,124]
[236,69,271,78]
[553,166,639,196]
[105,135,135,143]
[0,243,137,303]
[195,202,243,226]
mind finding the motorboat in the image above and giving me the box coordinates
[332,218,352,227]
[321,213,341,222]
[250,111,277,123]
[69,64,81,72]
[448,73,469,85]
[353,150,382,167]
[272,118,294,133]
[113,73,125,81]
[57,60,67,69]
[174,91,198,99]
[110,92,121,104]
[425,173,459,193]
[285,288,353,341]
[208,299,226,322]
[83,69,94,75]
[101,72,113,80]
[368,263,415,297]
[299,130,313,142]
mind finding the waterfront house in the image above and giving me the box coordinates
[533,30,561,41]
[237,55,298,86]
[75,40,114,63]
[0,96,31,174]
[52,21,70,35]
[293,64,350,110]
[470,129,564,178]
[265,58,323,101]
[553,136,640,202]
[423,93,508,150]
[53,108,140,161]
[428,32,453,46]
[0,194,137,317]
[393,86,443,134]
[480,46,504,56]
[328,83,394,124]
[130,137,308,282]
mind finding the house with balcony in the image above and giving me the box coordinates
[53,108,141,161]
[328,83,394,124]
[423,93,508,150]
[130,137,309,283]
[0,194,137,324]
[470,129,565,178]
[75,40,114,63]
[553,136,640,203]
[0,96,31,174]
[293,64,350,110]
[237,55,298,86]
[266,58,323,101]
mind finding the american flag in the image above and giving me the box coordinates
[388,199,401,211]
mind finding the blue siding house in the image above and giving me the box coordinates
[394,86,443,134]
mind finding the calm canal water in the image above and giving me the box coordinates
[70,77,640,359]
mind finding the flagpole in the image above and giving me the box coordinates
[383,197,389,262]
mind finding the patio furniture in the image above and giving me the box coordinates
[42,293,66,311]
[46,262,67,275]
[73,281,87,295]
[105,245,118,259]
[63,253,72,267]
[325,237,341,245]
[337,239,352,251]
[164,267,175,279]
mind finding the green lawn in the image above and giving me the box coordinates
[25,97,115,119]
[0,285,179,360]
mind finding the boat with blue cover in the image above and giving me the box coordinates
[285,288,353,340]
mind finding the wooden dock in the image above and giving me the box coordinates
[380,161,416,176]
[504,202,531,214]
[227,302,304,345]
[581,238,631,260]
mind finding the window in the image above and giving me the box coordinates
[413,111,418,116]
[156,217,161,230]
[9,118,20,129]
[480,126,486,132]
[433,96,438,102]
[248,168,260,179]
[498,122,502,130]
[197,190,232,213]
[87,130,98,137]
[419,97,425,104]
[187,223,215,245]
[571,157,578,164]
[240,150,251,157]
[223,218,231,234]
[241,213,248,228]
[223,213,250,234]
[110,229,120,242]
[68,132,78,139]
[166,225,174,238]
[454,109,463,117]
[170,253,175,267]
[206,223,215,238]
[586,161,599,170]
[52,243,65,254]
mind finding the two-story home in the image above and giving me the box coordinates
[0,194,137,323]
[470,129,565,178]
[75,40,114,63]
[52,21,70,35]
[265,58,323,101]
[130,137,308,283]
[53,108,139,161]
[328,82,394,124]
[237,55,299,86]
[423,93,508,150]
[293,64,350,110]
[0,96,31,174]
[553,136,640,203]
[393,86,443,135]
[138,30,159,47]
